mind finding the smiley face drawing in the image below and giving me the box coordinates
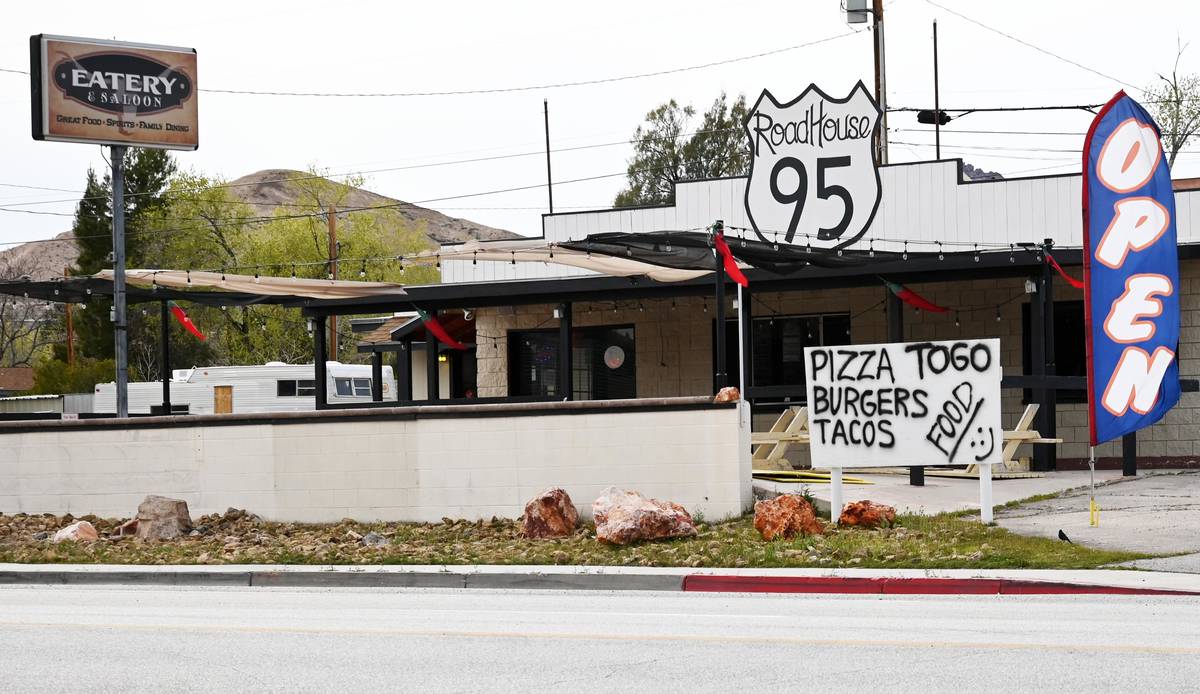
[967,423,997,462]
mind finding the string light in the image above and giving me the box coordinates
[902,241,908,261]
[954,311,961,327]
[359,260,367,278]
[995,306,1002,322]
[473,251,477,265]
[868,239,875,258]
[973,244,980,263]
[1009,244,1016,263]
[937,242,944,261]
[435,254,441,269]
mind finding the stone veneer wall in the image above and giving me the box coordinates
[471,258,1200,465]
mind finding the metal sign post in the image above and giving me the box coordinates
[111,144,129,418]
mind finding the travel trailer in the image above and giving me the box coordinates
[93,362,396,415]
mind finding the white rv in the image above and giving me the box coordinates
[93,361,397,414]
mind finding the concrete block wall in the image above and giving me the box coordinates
[0,404,750,523]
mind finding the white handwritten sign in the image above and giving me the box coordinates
[804,339,1002,469]
[743,82,881,250]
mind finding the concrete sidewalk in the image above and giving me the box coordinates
[994,471,1200,566]
[2,563,1198,595]
[761,469,1128,516]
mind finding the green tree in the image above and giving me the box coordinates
[69,148,179,360]
[614,93,750,207]
[27,356,117,395]
[1145,44,1200,168]
[147,168,436,366]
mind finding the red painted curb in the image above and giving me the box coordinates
[681,575,1200,596]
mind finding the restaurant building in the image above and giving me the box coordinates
[335,158,1200,471]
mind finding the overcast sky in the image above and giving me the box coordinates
[2,0,1198,248]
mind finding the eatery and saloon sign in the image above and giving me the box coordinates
[30,34,198,150]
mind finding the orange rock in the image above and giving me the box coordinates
[521,488,579,539]
[592,487,697,545]
[754,494,824,540]
[838,500,897,528]
[713,386,741,403]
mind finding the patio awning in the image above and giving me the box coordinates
[0,270,407,307]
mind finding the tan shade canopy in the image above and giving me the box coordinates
[97,269,407,300]
[433,240,717,283]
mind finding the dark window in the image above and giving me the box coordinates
[276,379,316,397]
[1022,300,1087,404]
[509,325,636,399]
[724,312,851,395]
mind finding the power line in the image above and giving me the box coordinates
[0,30,861,99]
[0,166,662,248]
[0,125,741,209]
[922,0,1142,92]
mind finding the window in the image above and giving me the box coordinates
[276,379,317,397]
[334,377,373,397]
[1022,300,1087,404]
[509,325,636,399]
[724,312,851,394]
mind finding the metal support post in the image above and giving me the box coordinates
[313,315,328,410]
[160,300,171,413]
[888,290,922,485]
[557,302,572,400]
[1123,432,1138,476]
[398,340,412,402]
[370,351,383,402]
[426,338,440,402]
[111,144,129,418]
[713,221,727,391]
[1042,240,1058,471]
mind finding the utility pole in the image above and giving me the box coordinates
[933,20,941,160]
[543,99,554,214]
[872,0,889,164]
[327,205,338,363]
[111,144,129,418]
[64,266,75,366]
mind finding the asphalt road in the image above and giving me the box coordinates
[2,586,1199,693]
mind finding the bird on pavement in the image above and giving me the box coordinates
[1058,529,1072,543]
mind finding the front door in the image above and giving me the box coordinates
[213,385,233,414]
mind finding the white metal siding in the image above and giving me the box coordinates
[443,161,1200,284]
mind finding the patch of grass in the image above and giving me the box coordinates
[0,511,1147,569]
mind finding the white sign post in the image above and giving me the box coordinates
[804,339,1003,523]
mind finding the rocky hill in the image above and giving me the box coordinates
[0,169,519,280]
[227,169,519,245]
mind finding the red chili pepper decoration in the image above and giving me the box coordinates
[1045,252,1085,289]
[714,230,749,287]
[416,308,466,350]
[883,280,948,313]
[168,301,206,341]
